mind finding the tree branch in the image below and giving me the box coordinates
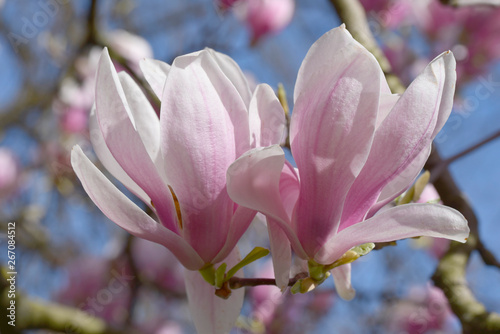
[431,128,500,179]
[425,149,500,333]
[228,272,308,289]
[0,273,138,334]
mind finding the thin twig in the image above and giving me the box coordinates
[228,272,308,289]
[431,129,500,180]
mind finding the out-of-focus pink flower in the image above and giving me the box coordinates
[235,0,295,43]
[0,148,19,198]
[308,290,335,314]
[72,47,285,333]
[385,284,455,334]
[57,256,131,324]
[227,25,469,299]
[250,260,283,325]
[217,0,240,9]
[132,238,185,293]
[103,30,153,72]
[417,184,441,204]
[59,106,88,134]
[363,0,500,87]
[55,31,152,135]
[154,321,184,334]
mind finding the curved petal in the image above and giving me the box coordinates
[249,83,286,148]
[71,146,204,270]
[117,72,162,166]
[340,52,456,232]
[226,146,307,258]
[139,58,171,99]
[430,52,457,137]
[161,50,249,261]
[89,106,150,205]
[331,264,355,301]
[172,48,252,108]
[268,219,291,290]
[95,48,178,233]
[184,248,244,334]
[267,161,300,288]
[290,26,382,256]
[366,144,432,219]
[316,203,469,265]
[376,93,400,129]
[294,25,378,103]
[208,49,253,108]
[212,206,256,264]
[281,161,300,223]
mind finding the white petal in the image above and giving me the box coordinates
[184,248,244,334]
[139,58,171,99]
[331,264,355,301]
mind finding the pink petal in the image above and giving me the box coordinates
[293,25,378,103]
[367,144,432,219]
[161,50,249,261]
[376,93,400,129]
[117,72,162,167]
[249,83,286,147]
[89,106,150,205]
[184,248,244,334]
[290,26,382,256]
[139,58,171,99]
[209,49,253,108]
[71,146,204,270]
[212,205,256,264]
[268,218,291,290]
[339,52,456,232]
[331,264,355,301]
[95,48,178,233]
[316,203,469,265]
[267,161,300,288]
[280,161,300,221]
[226,146,307,258]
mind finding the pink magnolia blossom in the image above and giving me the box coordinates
[131,238,185,293]
[56,256,131,324]
[363,0,500,87]
[249,260,283,326]
[104,30,154,73]
[71,47,285,333]
[226,25,469,298]
[56,31,153,135]
[384,284,455,334]
[0,148,20,199]
[234,0,295,43]
[155,321,184,334]
[217,0,239,10]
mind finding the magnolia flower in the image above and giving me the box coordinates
[226,25,469,298]
[132,238,185,293]
[0,148,20,200]
[71,48,285,333]
[57,257,131,324]
[234,0,295,43]
[383,284,455,334]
